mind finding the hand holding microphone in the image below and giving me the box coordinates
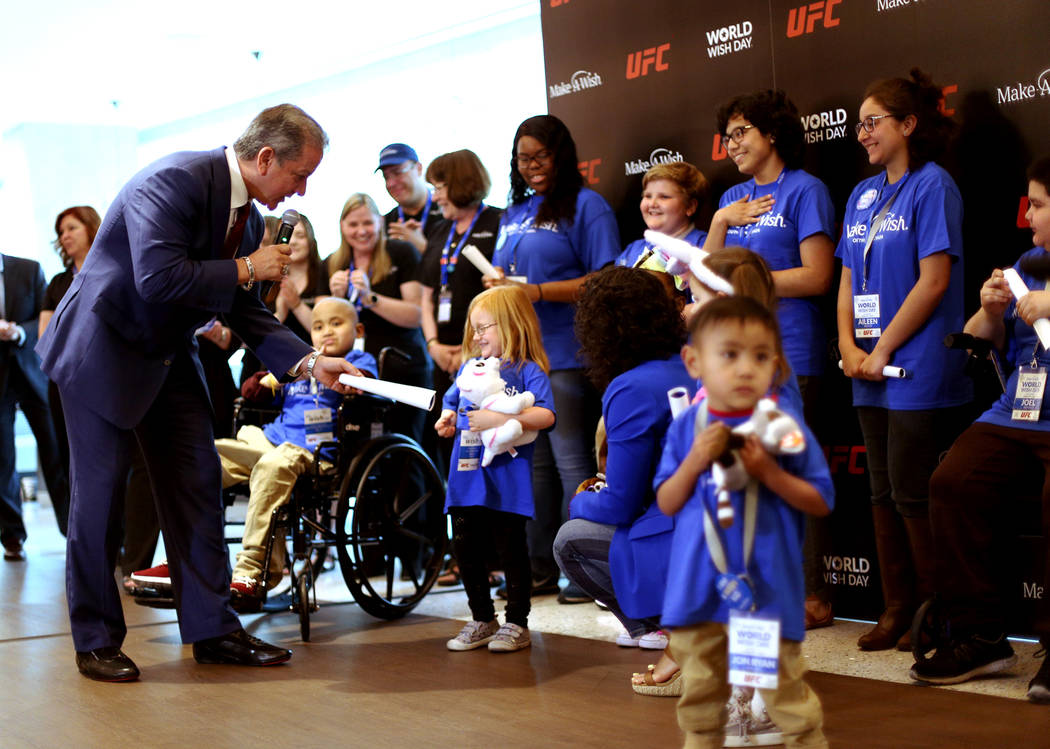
[263,210,299,304]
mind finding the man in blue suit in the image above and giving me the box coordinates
[0,254,68,560]
[38,104,361,682]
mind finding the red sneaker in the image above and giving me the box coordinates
[230,575,264,613]
[130,561,170,589]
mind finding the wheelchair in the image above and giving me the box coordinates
[223,349,448,641]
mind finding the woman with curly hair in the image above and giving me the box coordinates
[837,68,971,651]
[486,114,621,595]
[553,264,693,673]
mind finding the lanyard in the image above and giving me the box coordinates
[398,191,432,228]
[440,203,485,289]
[738,170,786,247]
[861,172,909,292]
[695,402,759,575]
[498,195,541,275]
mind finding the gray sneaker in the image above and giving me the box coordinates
[724,687,783,747]
[447,620,499,651]
[488,622,531,652]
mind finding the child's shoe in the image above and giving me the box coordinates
[230,575,264,613]
[638,630,669,650]
[488,622,531,652]
[447,620,500,651]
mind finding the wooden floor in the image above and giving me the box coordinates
[1,539,1047,747]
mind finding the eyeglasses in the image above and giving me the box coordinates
[516,149,552,168]
[854,114,895,136]
[720,125,755,150]
[472,322,498,337]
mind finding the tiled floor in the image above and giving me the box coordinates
[18,494,1043,703]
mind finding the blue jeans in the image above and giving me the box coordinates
[528,369,598,580]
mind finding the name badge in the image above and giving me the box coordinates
[728,610,780,689]
[1012,365,1047,422]
[457,430,482,471]
[304,407,334,446]
[437,288,453,324]
[854,293,881,338]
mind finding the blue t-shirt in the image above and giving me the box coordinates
[569,356,695,620]
[617,227,708,268]
[442,359,555,517]
[492,188,620,370]
[262,350,378,453]
[655,402,834,641]
[836,161,972,410]
[721,169,835,376]
[977,248,1050,431]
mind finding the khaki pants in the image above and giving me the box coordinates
[667,622,828,749]
[216,425,314,587]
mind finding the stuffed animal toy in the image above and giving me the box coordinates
[455,357,538,467]
[698,398,806,527]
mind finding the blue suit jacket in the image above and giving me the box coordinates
[1,254,48,401]
[37,147,312,429]
[569,356,695,621]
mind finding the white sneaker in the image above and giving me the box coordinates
[616,629,640,647]
[638,630,669,650]
[446,620,499,651]
[488,622,531,652]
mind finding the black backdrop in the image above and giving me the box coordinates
[541,0,1050,628]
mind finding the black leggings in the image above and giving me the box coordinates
[450,506,531,627]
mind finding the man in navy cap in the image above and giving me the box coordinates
[376,143,443,253]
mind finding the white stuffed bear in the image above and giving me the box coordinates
[698,397,806,528]
[455,357,538,467]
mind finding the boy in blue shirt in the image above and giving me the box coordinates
[655,297,833,749]
[217,297,377,610]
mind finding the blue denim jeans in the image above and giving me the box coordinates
[528,369,599,580]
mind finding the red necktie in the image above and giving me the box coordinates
[223,203,250,259]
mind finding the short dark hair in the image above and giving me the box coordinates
[233,104,328,163]
[863,68,954,167]
[575,266,686,390]
[1028,156,1050,194]
[425,149,491,209]
[509,114,584,227]
[716,90,805,170]
[688,296,789,388]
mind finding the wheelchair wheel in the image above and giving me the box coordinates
[336,438,447,619]
[297,568,312,642]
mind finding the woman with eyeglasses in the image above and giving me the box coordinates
[708,89,837,629]
[836,68,971,651]
[485,114,621,597]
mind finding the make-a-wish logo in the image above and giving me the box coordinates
[548,70,603,99]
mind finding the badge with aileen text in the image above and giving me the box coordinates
[304,407,334,446]
[728,610,780,689]
[854,294,881,338]
[1012,365,1047,422]
[457,430,482,471]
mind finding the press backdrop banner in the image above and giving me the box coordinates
[541,0,1049,628]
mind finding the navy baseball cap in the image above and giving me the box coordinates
[376,143,419,171]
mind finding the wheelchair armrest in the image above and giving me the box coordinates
[943,332,995,358]
[377,346,411,379]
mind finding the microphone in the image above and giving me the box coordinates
[264,209,299,305]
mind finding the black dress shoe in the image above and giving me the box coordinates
[2,537,24,561]
[75,647,140,682]
[192,628,291,666]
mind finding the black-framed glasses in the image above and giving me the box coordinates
[472,322,498,337]
[516,149,552,168]
[854,114,895,136]
[720,125,755,149]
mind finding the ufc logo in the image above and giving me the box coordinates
[1019,197,1030,228]
[822,445,866,475]
[786,0,841,37]
[711,134,728,161]
[939,84,958,116]
[549,0,569,6]
[578,159,601,185]
[626,43,670,79]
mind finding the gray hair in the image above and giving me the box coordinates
[233,104,328,163]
